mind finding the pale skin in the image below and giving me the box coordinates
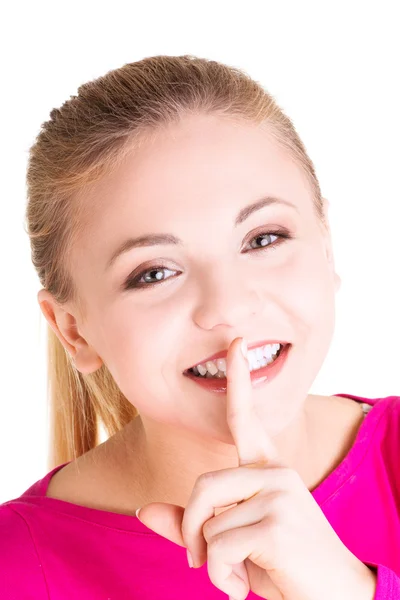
[38,113,376,597]
[133,337,377,599]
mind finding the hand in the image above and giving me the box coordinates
[136,338,377,600]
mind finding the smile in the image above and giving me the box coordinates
[183,343,292,393]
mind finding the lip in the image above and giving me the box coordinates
[184,340,290,372]
[183,343,292,393]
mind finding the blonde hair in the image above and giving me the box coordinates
[24,55,325,470]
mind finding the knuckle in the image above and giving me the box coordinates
[196,471,215,490]
[263,491,286,521]
[268,489,285,508]
[202,519,215,542]
[208,531,225,552]
[261,515,282,552]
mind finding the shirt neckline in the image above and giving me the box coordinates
[19,393,392,533]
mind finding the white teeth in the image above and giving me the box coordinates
[191,343,284,378]
[255,347,264,361]
[263,345,274,358]
[205,361,218,376]
[249,354,259,370]
[197,364,207,376]
[216,358,226,372]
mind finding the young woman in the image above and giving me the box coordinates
[1,55,399,600]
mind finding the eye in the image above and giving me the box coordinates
[123,228,293,291]
[247,231,280,251]
[128,266,176,288]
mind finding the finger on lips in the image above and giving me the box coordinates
[226,337,281,467]
[183,337,284,572]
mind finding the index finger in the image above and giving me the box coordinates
[225,337,280,467]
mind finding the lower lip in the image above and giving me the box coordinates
[183,343,291,393]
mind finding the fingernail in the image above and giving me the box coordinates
[241,338,248,359]
[186,548,194,568]
[135,507,141,520]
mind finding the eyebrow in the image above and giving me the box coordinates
[105,195,299,271]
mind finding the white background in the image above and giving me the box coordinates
[0,0,399,502]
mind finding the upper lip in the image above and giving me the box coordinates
[184,340,290,372]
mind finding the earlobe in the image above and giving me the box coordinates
[73,344,104,374]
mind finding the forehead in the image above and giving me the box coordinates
[85,114,312,225]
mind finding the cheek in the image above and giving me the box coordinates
[271,250,336,333]
[296,256,336,350]
[296,268,335,323]
[98,303,181,408]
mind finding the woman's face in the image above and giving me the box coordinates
[47,113,340,444]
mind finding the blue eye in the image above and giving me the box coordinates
[123,228,292,291]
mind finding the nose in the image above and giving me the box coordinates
[192,268,263,331]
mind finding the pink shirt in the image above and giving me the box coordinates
[1,392,400,599]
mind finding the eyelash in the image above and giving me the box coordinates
[123,228,293,291]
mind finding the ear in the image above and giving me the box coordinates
[321,198,341,293]
[37,289,103,374]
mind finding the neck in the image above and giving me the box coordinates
[120,395,322,510]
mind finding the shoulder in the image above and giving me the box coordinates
[332,393,400,436]
[0,503,49,597]
[356,394,400,487]
[46,449,113,507]
[374,394,400,450]
[46,442,145,514]
[383,394,400,421]
[0,502,34,547]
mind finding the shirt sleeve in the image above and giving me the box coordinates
[373,564,400,599]
[0,505,49,599]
